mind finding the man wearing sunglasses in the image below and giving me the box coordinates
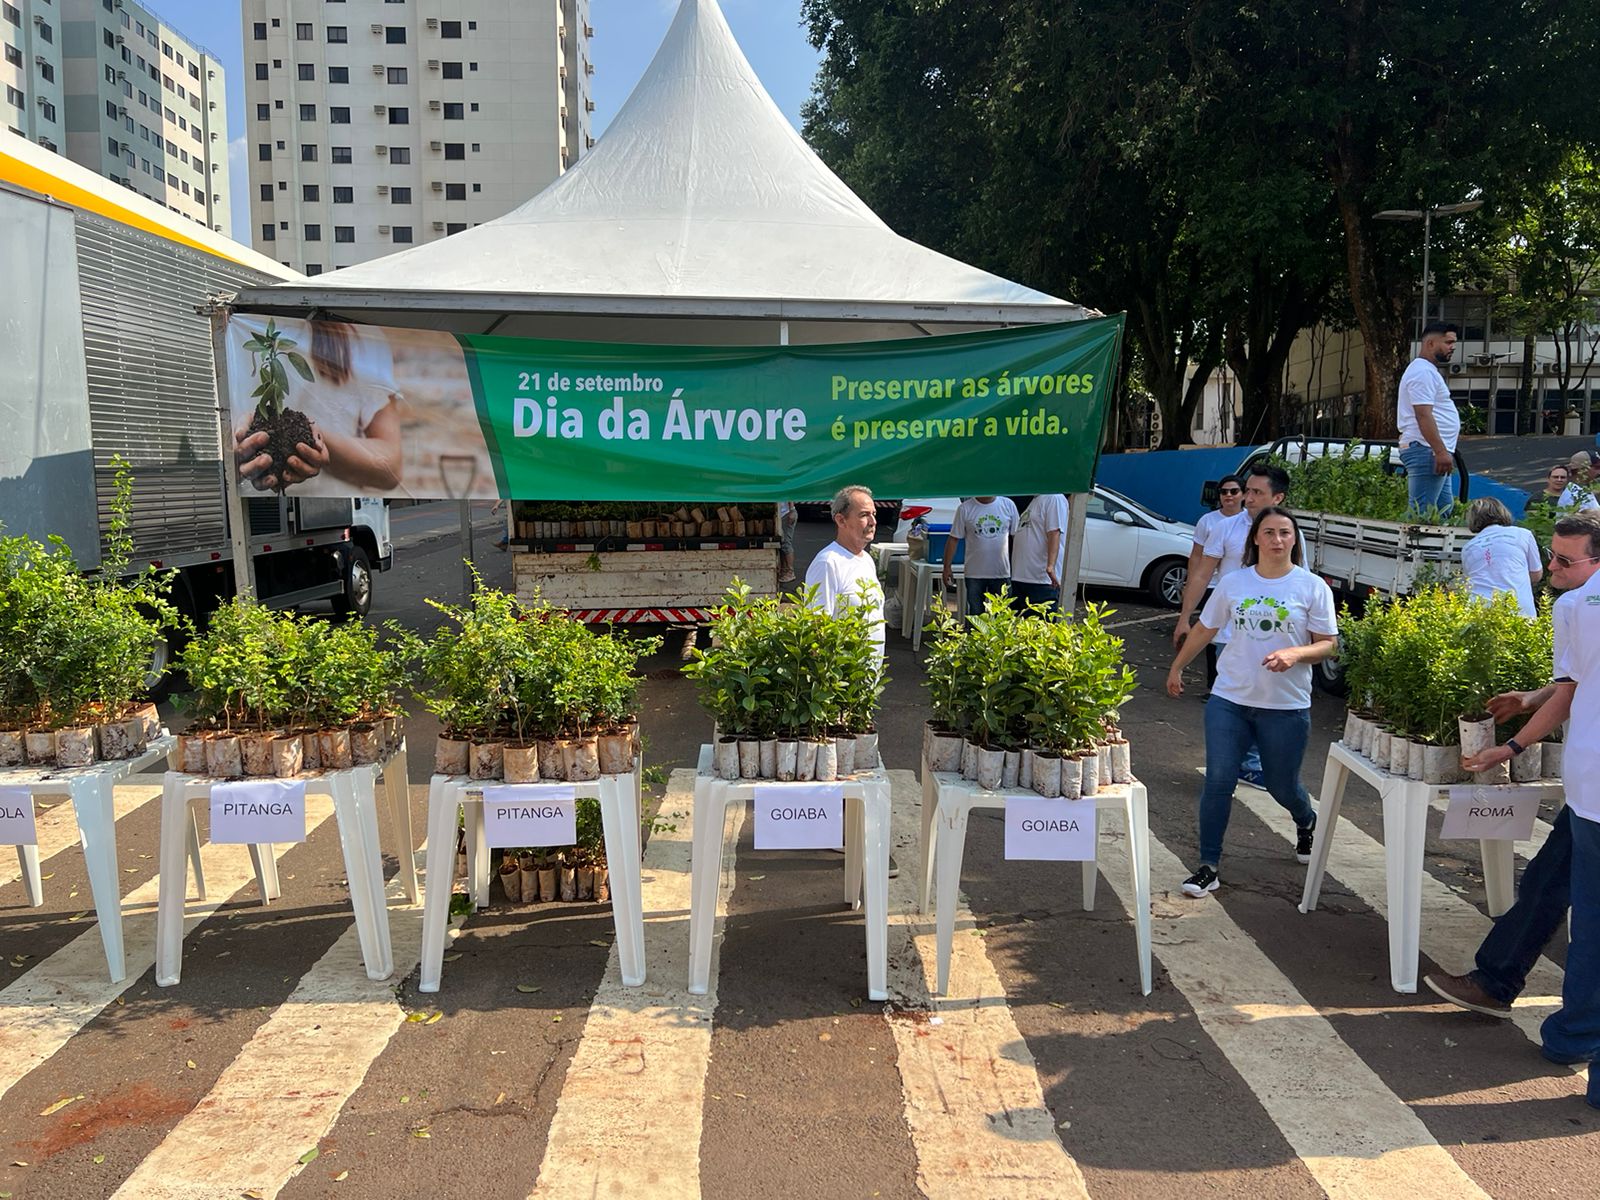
[1434,513,1600,1104]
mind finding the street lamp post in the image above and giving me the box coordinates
[1375,199,1484,339]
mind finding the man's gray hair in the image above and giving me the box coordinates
[831,484,874,518]
[1554,511,1600,557]
[1466,497,1513,533]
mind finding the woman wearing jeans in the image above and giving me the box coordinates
[1165,507,1339,897]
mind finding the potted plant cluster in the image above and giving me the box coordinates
[682,579,885,781]
[174,600,408,778]
[0,463,173,768]
[512,501,778,541]
[494,801,613,906]
[921,596,1137,797]
[401,576,659,782]
[1337,585,1556,785]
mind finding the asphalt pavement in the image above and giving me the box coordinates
[0,495,1595,1199]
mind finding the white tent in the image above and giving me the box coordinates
[231,0,1087,344]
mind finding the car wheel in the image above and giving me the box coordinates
[332,546,373,619]
[1313,647,1349,697]
[1146,557,1187,607]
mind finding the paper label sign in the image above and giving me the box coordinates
[482,785,577,848]
[0,787,38,846]
[753,784,844,850]
[1004,795,1097,861]
[1440,785,1544,842]
[210,780,307,845]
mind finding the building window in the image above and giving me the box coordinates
[447,222,466,234]
[253,21,266,39]
[258,142,271,161]
[6,85,23,110]
[385,27,405,44]
[296,23,312,40]
[390,187,410,203]
[299,103,316,120]
[331,145,352,163]
[472,182,481,192]
[328,65,348,83]
[255,63,268,80]
[3,44,18,67]
[444,142,464,160]
[301,144,317,161]
[327,26,347,43]
[256,103,270,120]
[259,183,272,201]
[443,102,463,120]
[391,226,412,243]
[107,135,119,156]
[35,21,50,43]
[387,66,406,83]
[388,107,408,124]
[442,61,461,79]
[261,223,275,242]
[333,186,353,203]
[389,146,410,163]
[329,106,349,124]
[469,102,478,112]
[2,3,18,25]
[335,225,354,242]
[303,184,319,201]
[104,28,114,48]
[40,99,54,121]
[440,21,461,38]
[105,99,117,119]
[38,60,53,83]
[304,224,321,241]
[297,63,315,81]
[445,182,465,200]
[469,61,477,71]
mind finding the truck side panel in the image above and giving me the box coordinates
[0,188,100,563]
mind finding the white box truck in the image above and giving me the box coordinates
[0,136,391,684]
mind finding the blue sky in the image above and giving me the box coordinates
[144,0,822,244]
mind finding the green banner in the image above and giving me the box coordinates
[224,313,1121,501]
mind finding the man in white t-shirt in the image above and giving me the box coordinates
[1563,451,1600,512]
[1397,321,1461,517]
[804,484,885,665]
[943,495,1019,620]
[1010,493,1069,611]
[1428,511,1600,1023]
[1460,512,1600,1093]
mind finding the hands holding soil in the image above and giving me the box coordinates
[235,416,328,492]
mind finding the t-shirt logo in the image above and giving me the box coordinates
[1234,596,1291,636]
[972,514,1006,537]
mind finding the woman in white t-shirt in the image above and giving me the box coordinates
[1165,507,1339,898]
[236,319,405,496]
[1460,498,1543,618]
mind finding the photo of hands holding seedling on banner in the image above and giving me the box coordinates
[224,313,1123,501]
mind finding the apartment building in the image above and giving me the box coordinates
[1,0,229,232]
[242,0,592,275]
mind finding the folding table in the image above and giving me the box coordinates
[688,745,892,1000]
[418,763,645,992]
[155,739,414,986]
[1298,740,1565,993]
[918,768,1152,996]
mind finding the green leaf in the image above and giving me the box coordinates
[298,1147,320,1165]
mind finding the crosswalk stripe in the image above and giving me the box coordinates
[1096,803,1492,1197]
[0,785,160,892]
[109,835,426,1200]
[0,791,337,1103]
[528,768,741,1198]
[882,771,1091,1200]
[1233,782,1584,1084]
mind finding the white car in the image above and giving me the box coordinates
[894,488,1196,607]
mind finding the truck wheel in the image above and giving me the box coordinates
[1146,557,1188,607]
[145,622,186,700]
[332,546,373,619]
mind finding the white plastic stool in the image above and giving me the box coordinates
[688,745,892,1001]
[919,768,1153,997]
[417,765,646,992]
[155,748,405,986]
[1299,740,1564,993]
[1,735,196,982]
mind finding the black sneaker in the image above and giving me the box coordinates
[1181,865,1219,897]
[1295,816,1316,864]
